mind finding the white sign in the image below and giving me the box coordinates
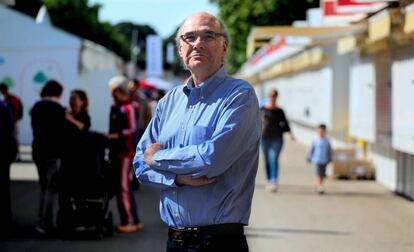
[166,42,175,64]
[146,35,163,77]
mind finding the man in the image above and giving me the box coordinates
[107,76,143,233]
[0,100,17,236]
[128,79,152,145]
[0,83,23,160]
[31,80,68,234]
[133,12,261,251]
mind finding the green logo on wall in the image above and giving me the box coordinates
[0,56,5,65]
[33,71,48,84]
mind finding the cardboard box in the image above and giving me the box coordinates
[332,148,356,162]
[328,161,350,179]
[328,160,375,180]
[348,160,375,179]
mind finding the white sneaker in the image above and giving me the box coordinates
[266,183,278,192]
[317,186,325,194]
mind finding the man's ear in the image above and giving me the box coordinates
[223,41,228,53]
[178,44,184,58]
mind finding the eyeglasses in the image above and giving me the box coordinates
[180,31,225,44]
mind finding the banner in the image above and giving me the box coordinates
[146,35,163,77]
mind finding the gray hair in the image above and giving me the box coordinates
[108,75,129,94]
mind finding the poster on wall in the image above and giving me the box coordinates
[392,56,414,155]
[349,56,376,142]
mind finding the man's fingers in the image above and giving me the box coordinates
[149,143,163,151]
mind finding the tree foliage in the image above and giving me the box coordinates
[211,0,319,73]
[114,22,157,68]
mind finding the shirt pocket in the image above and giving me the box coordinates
[189,126,213,145]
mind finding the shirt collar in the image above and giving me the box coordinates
[183,67,227,98]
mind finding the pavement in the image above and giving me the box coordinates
[2,139,414,252]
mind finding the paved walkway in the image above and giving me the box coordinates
[3,139,414,251]
[248,138,414,252]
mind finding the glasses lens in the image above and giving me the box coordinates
[182,32,222,43]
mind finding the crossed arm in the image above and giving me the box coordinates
[133,88,260,189]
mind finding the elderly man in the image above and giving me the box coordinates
[133,12,261,252]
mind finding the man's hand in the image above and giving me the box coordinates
[175,175,216,186]
[144,143,163,166]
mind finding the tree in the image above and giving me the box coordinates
[11,0,42,17]
[211,0,319,73]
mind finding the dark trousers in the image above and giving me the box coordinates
[166,224,249,252]
[34,158,61,230]
[0,158,12,228]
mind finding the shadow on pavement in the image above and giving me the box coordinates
[245,227,352,239]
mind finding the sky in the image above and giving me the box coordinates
[89,0,219,38]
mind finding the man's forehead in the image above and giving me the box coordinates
[181,14,220,32]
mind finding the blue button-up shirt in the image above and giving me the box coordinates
[133,67,261,228]
[308,137,332,165]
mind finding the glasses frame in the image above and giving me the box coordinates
[180,31,225,44]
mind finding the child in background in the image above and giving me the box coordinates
[308,124,332,194]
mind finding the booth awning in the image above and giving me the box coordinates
[247,24,367,57]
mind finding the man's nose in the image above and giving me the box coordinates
[192,36,205,47]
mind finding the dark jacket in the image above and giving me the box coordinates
[31,99,71,160]
[261,107,291,139]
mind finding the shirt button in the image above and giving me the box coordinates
[172,191,176,195]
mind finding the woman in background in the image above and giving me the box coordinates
[66,89,91,131]
[261,89,295,192]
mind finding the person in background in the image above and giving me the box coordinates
[308,124,332,194]
[106,76,143,233]
[65,89,91,131]
[31,80,67,234]
[134,12,261,252]
[0,83,23,161]
[149,89,165,117]
[261,89,295,192]
[0,100,17,236]
[128,79,152,144]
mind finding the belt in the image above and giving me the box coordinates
[168,223,244,241]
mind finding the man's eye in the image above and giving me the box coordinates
[204,34,215,41]
[184,35,196,41]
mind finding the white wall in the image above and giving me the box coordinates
[392,53,414,155]
[0,6,81,145]
[263,67,333,128]
[79,40,123,133]
[349,55,376,142]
